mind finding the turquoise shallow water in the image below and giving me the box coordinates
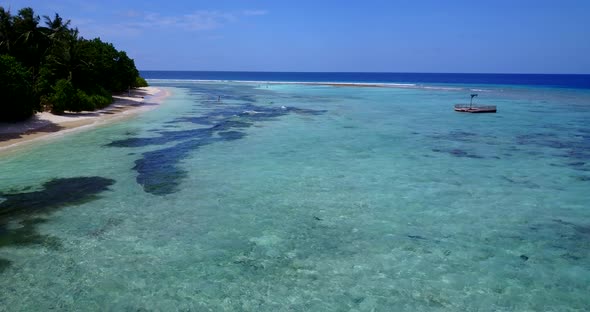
[1,81,589,311]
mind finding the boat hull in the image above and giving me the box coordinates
[454,104,497,113]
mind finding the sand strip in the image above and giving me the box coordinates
[0,87,169,153]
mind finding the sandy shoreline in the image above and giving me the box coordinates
[0,87,169,153]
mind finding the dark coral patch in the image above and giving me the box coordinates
[174,116,217,125]
[0,258,10,273]
[106,82,328,195]
[0,217,62,249]
[0,177,116,272]
[133,140,202,195]
[218,131,247,141]
[516,131,590,171]
[109,99,326,195]
[211,119,253,131]
[0,177,115,218]
[432,148,484,159]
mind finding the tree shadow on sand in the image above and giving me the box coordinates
[0,118,64,142]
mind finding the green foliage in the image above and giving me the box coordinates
[49,80,113,113]
[0,5,144,117]
[92,94,112,109]
[0,8,14,54]
[73,39,139,93]
[0,55,36,121]
[74,89,95,111]
[134,76,149,88]
[75,89,112,111]
[35,63,57,96]
[49,79,75,114]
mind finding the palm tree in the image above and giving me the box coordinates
[0,7,14,54]
[13,7,42,48]
[43,13,71,42]
[42,13,78,79]
[12,8,48,76]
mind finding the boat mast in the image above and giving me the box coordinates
[470,94,478,109]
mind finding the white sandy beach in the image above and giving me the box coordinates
[0,87,169,153]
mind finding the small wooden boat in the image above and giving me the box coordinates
[454,94,496,113]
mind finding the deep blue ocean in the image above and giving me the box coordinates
[141,71,590,89]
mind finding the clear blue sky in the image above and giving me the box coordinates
[2,0,589,73]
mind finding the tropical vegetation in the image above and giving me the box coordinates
[0,6,147,121]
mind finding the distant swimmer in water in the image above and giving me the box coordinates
[217,96,221,102]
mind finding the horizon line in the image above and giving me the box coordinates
[139,70,590,75]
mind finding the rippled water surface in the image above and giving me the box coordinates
[1,81,589,311]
